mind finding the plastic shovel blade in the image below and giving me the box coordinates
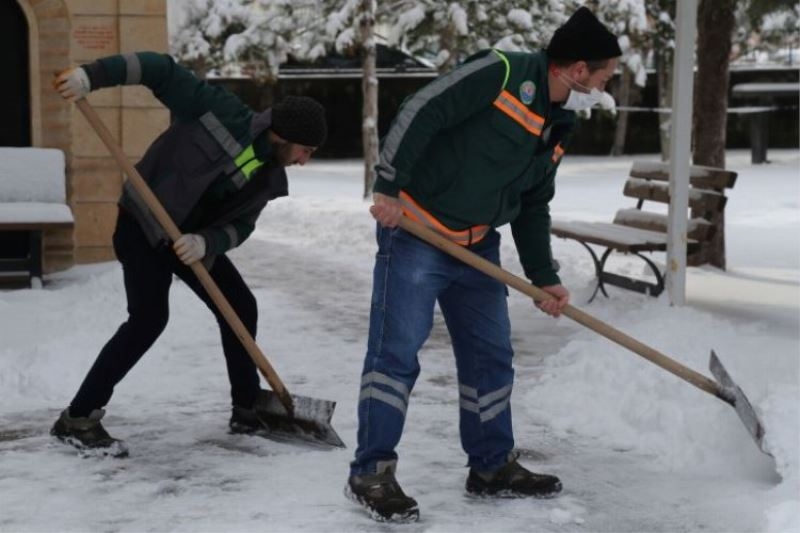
[256,390,345,449]
[709,350,769,455]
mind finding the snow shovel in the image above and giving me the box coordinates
[75,98,344,449]
[397,217,768,455]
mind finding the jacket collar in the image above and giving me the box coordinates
[250,108,272,138]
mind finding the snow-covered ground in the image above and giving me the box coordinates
[1,149,797,532]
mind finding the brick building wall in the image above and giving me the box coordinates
[16,0,169,271]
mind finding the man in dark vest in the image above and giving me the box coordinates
[51,52,327,457]
[346,7,621,522]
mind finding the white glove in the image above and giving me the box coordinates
[598,91,617,111]
[53,67,91,101]
[174,234,206,265]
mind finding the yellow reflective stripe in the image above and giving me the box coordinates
[491,49,511,90]
[233,144,265,182]
[234,144,255,166]
[493,90,544,136]
[240,158,263,179]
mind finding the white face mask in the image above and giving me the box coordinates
[558,73,614,111]
[562,87,604,110]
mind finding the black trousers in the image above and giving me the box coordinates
[70,210,260,416]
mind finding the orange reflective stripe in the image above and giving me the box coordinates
[493,90,544,136]
[399,191,490,246]
[552,143,565,162]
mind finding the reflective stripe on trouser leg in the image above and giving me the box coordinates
[437,230,515,470]
[351,224,453,475]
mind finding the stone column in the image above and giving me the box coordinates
[66,0,168,264]
[24,0,72,273]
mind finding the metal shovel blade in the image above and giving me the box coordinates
[256,390,345,449]
[709,350,769,455]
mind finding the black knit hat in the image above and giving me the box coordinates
[271,96,327,147]
[546,7,622,61]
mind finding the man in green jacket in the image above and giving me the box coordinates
[50,52,327,457]
[346,7,621,522]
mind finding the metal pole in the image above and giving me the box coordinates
[666,0,698,306]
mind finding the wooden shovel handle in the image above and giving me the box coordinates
[397,217,726,400]
[76,99,295,415]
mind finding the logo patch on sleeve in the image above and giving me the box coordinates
[520,81,536,105]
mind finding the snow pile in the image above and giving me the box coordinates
[0,151,797,531]
[0,147,65,203]
[526,301,795,471]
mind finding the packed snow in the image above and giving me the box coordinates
[0,150,797,532]
[0,147,66,203]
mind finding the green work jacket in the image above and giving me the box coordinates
[81,52,285,265]
[375,49,575,286]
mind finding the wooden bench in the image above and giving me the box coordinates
[0,147,73,288]
[550,161,737,301]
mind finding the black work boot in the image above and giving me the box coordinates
[51,408,129,458]
[466,454,562,498]
[228,390,274,434]
[229,405,262,434]
[345,460,419,523]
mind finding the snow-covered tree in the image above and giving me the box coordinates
[220,1,291,83]
[170,0,250,79]
[590,1,649,155]
[171,1,334,83]
[643,0,676,159]
[172,0,381,192]
[590,1,648,87]
[734,0,800,63]
[324,0,381,197]
[383,1,579,72]
[221,0,336,84]
[758,5,799,62]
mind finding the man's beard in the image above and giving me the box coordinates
[272,140,295,166]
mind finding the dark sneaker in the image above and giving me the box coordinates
[345,461,419,523]
[51,408,128,458]
[466,455,561,498]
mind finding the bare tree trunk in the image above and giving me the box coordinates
[188,59,208,80]
[656,49,673,161]
[610,68,632,156]
[256,82,274,111]
[438,23,459,73]
[691,0,735,269]
[694,0,733,168]
[359,0,379,199]
[649,0,677,161]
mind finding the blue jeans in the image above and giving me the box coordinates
[351,224,515,475]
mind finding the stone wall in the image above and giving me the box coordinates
[17,0,169,271]
[67,0,169,264]
[21,0,73,272]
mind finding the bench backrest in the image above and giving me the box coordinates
[612,161,736,243]
[0,147,67,204]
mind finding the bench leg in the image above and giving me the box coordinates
[635,252,665,297]
[575,241,609,303]
[29,230,43,289]
[750,111,769,164]
[598,250,665,297]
